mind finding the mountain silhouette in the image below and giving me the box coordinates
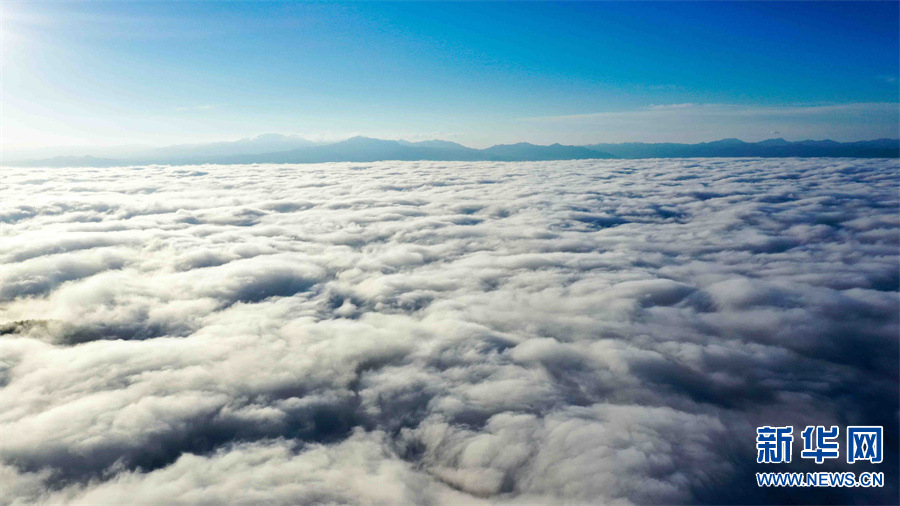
[156,137,615,164]
[142,134,317,158]
[5,137,897,167]
[583,138,900,158]
[482,142,615,161]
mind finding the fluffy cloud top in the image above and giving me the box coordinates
[1,159,897,504]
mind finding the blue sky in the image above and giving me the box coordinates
[2,1,898,150]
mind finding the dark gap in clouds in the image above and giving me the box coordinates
[649,204,687,221]
[0,207,40,224]
[0,320,53,336]
[0,261,129,302]
[868,267,900,291]
[56,321,191,344]
[173,251,236,271]
[741,237,801,254]
[566,213,628,230]
[260,201,314,213]
[228,274,318,305]
[529,355,610,408]
[8,397,368,490]
[447,216,483,226]
[631,357,779,409]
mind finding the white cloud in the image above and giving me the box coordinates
[0,158,897,504]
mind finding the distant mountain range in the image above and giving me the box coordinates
[4,135,898,167]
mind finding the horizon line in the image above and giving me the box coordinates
[4,133,900,157]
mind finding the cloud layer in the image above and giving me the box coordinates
[1,159,898,504]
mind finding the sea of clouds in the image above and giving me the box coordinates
[1,158,897,504]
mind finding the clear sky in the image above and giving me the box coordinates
[2,1,898,151]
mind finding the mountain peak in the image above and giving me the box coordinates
[757,138,790,146]
[706,138,747,146]
[340,136,397,145]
